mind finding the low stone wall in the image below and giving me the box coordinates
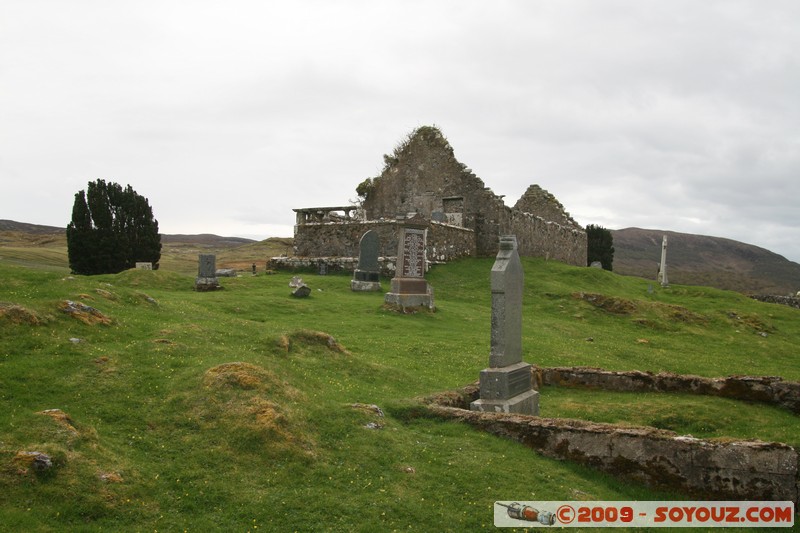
[536,366,800,414]
[424,384,799,503]
[752,295,800,309]
[267,256,397,278]
[292,220,474,264]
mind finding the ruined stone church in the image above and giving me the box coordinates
[290,126,587,269]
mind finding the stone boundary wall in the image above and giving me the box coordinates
[511,211,588,267]
[292,220,474,264]
[424,384,799,503]
[268,256,397,277]
[535,366,800,414]
[752,295,800,309]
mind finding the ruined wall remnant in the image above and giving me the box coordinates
[361,126,587,264]
[288,126,587,268]
[292,219,475,264]
[425,381,800,503]
[536,366,800,414]
[514,184,582,230]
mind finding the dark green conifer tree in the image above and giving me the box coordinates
[67,179,161,274]
[586,224,614,271]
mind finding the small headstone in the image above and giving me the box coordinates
[352,230,382,292]
[318,262,328,276]
[384,214,434,311]
[195,254,220,291]
[291,285,311,298]
[470,235,539,415]
[589,261,602,269]
[216,268,237,277]
[135,262,153,270]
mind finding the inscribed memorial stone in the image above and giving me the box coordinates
[471,235,538,415]
[384,214,434,310]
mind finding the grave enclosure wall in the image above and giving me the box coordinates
[427,382,800,503]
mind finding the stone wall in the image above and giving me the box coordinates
[511,211,588,266]
[360,126,588,266]
[536,366,800,414]
[294,220,400,258]
[268,255,397,277]
[424,383,799,503]
[288,219,475,273]
[751,295,800,310]
[514,184,582,230]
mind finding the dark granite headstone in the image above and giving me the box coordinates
[352,230,382,291]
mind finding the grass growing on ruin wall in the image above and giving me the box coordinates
[0,258,798,530]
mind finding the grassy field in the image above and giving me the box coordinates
[0,256,798,531]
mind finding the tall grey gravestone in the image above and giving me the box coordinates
[384,214,434,311]
[658,235,669,287]
[351,230,382,292]
[195,254,220,291]
[470,236,539,415]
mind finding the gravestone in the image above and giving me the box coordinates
[135,262,153,270]
[291,285,311,298]
[658,235,669,287]
[470,235,539,415]
[195,254,220,291]
[289,276,311,297]
[351,230,382,292]
[384,214,434,311]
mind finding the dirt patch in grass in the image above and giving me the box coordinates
[37,409,80,437]
[0,303,49,325]
[726,311,776,334]
[574,292,708,329]
[277,330,349,355]
[59,300,112,325]
[199,361,314,457]
[573,292,637,314]
[204,362,276,390]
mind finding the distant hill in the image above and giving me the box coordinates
[0,219,64,234]
[0,219,280,274]
[0,220,256,248]
[612,228,800,295]
[160,234,256,247]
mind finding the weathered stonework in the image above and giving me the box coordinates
[288,126,586,268]
[536,366,800,415]
[425,382,800,503]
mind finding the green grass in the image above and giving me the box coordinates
[0,258,798,531]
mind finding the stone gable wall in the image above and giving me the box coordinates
[290,127,588,267]
[360,127,588,265]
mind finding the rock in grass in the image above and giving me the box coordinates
[14,451,53,471]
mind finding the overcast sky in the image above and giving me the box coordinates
[2,1,799,262]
